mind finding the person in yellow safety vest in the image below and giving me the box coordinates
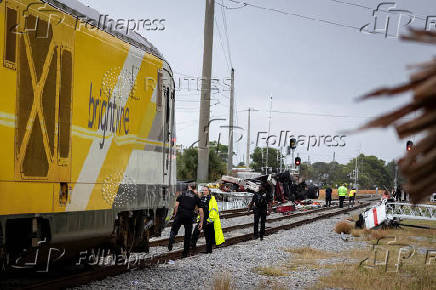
[349,187,357,208]
[337,183,348,208]
[191,186,225,253]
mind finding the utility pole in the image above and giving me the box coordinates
[227,68,234,174]
[394,161,398,192]
[261,149,264,173]
[352,156,359,190]
[265,96,272,174]
[197,0,215,182]
[245,108,258,169]
[246,108,251,168]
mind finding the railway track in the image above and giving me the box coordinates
[152,205,340,247]
[11,198,376,289]
[166,195,376,226]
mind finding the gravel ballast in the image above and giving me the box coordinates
[79,207,370,290]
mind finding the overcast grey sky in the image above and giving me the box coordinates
[81,0,436,165]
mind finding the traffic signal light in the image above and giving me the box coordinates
[295,157,301,166]
[406,140,413,151]
[290,138,297,150]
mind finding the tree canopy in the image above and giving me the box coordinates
[250,147,283,172]
[300,153,401,189]
[177,145,401,189]
[176,143,227,182]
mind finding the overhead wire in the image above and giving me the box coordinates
[220,0,233,68]
[235,108,410,120]
[219,0,411,38]
[214,17,232,71]
[325,0,427,22]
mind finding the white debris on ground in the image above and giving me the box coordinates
[78,208,369,290]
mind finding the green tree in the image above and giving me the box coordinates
[237,161,245,168]
[209,141,231,164]
[385,159,406,189]
[298,154,395,189]
[350,154,391,189]
[176,146,226,182]
[176,147,197,180]
[250,147,282,172]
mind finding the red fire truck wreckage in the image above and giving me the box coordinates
[213,172,321,214]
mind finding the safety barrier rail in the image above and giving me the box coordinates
[385,202,436,221]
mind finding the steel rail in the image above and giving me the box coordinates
[20,201,373,289]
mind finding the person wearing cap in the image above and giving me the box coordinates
[247,183,273,240]
[168,184,204,258]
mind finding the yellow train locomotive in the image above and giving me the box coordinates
[0,0,176,266]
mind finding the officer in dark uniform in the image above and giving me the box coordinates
[191,186,214,253]
[325,186,332,207]
[247,183,272,240]
[168,184,204,258]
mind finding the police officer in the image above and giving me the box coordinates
[191,186,225,253]
[168,184,204,258]
[191,186,211,252]
[325,186,332,207]
[247,184,272,240]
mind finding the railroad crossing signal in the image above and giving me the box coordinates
[295,157,301,166]
[290,138,297,150]
[406,140,413,151]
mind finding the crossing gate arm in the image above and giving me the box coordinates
[385,202,436,221]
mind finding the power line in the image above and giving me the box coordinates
[269,110,389,119]
[219,0,407,38]
[238,108,404,119]
[325,0,427,22]
[173,71,233,92]
[177,99,220,102]
[214,16,232,70]
[173,71,197,78]
[220,0,233,68]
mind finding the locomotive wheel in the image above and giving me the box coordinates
[115,212,150,254]
[0,248,5,274]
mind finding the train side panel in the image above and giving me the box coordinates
[0,0,176,259]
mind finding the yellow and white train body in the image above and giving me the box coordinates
[0,0,176,263]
